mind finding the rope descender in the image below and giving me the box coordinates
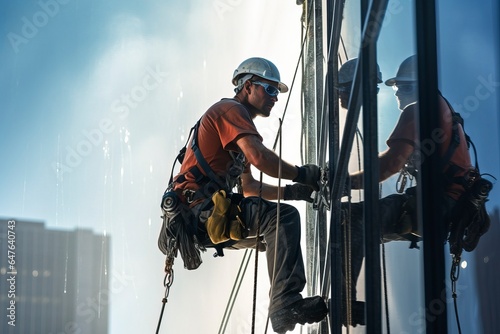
[450,254,460,299]
[313,166,331,210]
[163,256,175,303]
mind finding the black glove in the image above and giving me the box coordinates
[293,164,321,191]
[284,184,314,202]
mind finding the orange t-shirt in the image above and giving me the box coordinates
[174,98,262,191]
[387,95,473,200]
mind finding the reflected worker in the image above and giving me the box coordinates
[341,55,474,326]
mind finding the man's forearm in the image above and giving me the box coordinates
[252,148,299,180]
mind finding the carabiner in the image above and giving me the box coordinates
[396,171,408,194]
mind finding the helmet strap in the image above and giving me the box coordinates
[234,74,254,93]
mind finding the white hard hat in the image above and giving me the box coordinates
[385,55,417,86]
[337,58,383,86]
[232,57,289,93]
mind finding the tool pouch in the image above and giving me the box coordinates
[449,176,493,256]
[158,190,205,270]
[205,190,247,244]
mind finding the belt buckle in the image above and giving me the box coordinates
[182,189,196,203]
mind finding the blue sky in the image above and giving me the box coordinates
[1,1,499,333]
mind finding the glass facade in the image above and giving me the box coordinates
[329,1,500,333]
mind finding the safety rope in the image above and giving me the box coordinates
[217,249,253,334]
[381,238,391,334]
[251,171,264,334]
[264,119,284,334]
[344,196,352,334]
[347,126,363,331]
[272,1,313,153]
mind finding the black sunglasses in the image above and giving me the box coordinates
[252,81,280,97]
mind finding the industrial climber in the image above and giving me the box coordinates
[158,57,328,333]
[335,57,383,327]
[339,55,476,325]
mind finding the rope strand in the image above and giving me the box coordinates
[264,118,284,334]
[251,172,264,334]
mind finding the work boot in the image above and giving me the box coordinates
[270,296,328,333]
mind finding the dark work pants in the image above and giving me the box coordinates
[342,193,457,301]
[226,197,306,315]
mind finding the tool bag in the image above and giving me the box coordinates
[205,190,246,244]
[448,171,493,256]
[158,189,206,270]
[441,95,495,257]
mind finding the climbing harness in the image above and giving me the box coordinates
[158,115,248,267]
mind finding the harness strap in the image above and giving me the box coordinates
[441,94,463,170]
[168,124,197,185]
[175,165,210,185]
[168,118,229,192]
[441,122,460,172]
[191,119,228,191]
[440,93,479,187]
[165,118,246,258]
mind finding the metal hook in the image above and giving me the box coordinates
[163,269,174,299]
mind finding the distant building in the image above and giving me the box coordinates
[0,219,110,334]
